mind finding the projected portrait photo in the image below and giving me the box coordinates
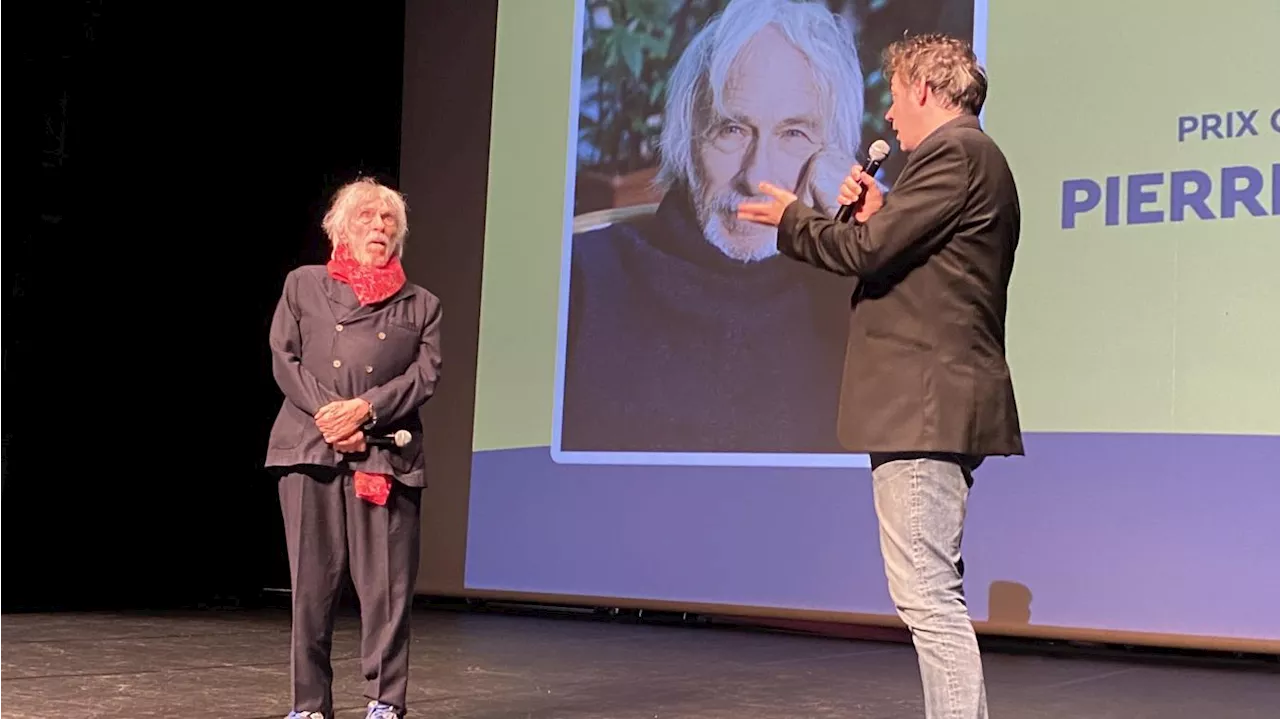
[554,0,983,463]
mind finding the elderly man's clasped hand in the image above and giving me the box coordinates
[315,398,372,452]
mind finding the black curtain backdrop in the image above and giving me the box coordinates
[4,1,406,610]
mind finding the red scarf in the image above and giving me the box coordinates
[327,242,406,505]
[326,242,407,306]
[353,471,392,506]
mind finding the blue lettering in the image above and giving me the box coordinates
[1182,111,1265,140]
[1127,173,1164,224]
[1062,179,1100,229]
[1059,163,1278,229]
[1221,166,1267,218]
[1106,176,1121,226]
[1271,107,1280,134]
[1273,163,1279,215]
[1178,115,1198,142]
[1170,170,1215,221]
[1233,110,1259,137]
[1202,114,1224,140]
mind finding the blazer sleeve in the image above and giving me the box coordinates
[269,270,342,415]
[359,297,443,428]
[776,136,969,281]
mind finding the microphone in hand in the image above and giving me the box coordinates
[365,430,412,448]
[834,139,891,223]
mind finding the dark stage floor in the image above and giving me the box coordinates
[2,604,1277,718]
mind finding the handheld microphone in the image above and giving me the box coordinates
[834,139,891,223]
[366,430,412,448]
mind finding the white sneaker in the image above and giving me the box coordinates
[366,701,404,719]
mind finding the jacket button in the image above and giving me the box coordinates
[365,365,374,374]
[335,324,344,332]
[333,359,342,368]
[377,332,386,340]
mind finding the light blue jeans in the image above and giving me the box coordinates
[870,453,987,719]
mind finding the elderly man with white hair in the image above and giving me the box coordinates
[265,177,443,719]
[561,0,867,454]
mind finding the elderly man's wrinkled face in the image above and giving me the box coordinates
[694,25,823,262]
[345,198,399,267]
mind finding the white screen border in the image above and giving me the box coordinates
[549,0,989,469]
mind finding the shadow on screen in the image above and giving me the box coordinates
[987,580,1034,625]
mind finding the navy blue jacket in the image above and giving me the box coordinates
[265,265,443,485]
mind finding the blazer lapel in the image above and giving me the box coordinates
[322,275,414,323]
[322,275,363,323]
